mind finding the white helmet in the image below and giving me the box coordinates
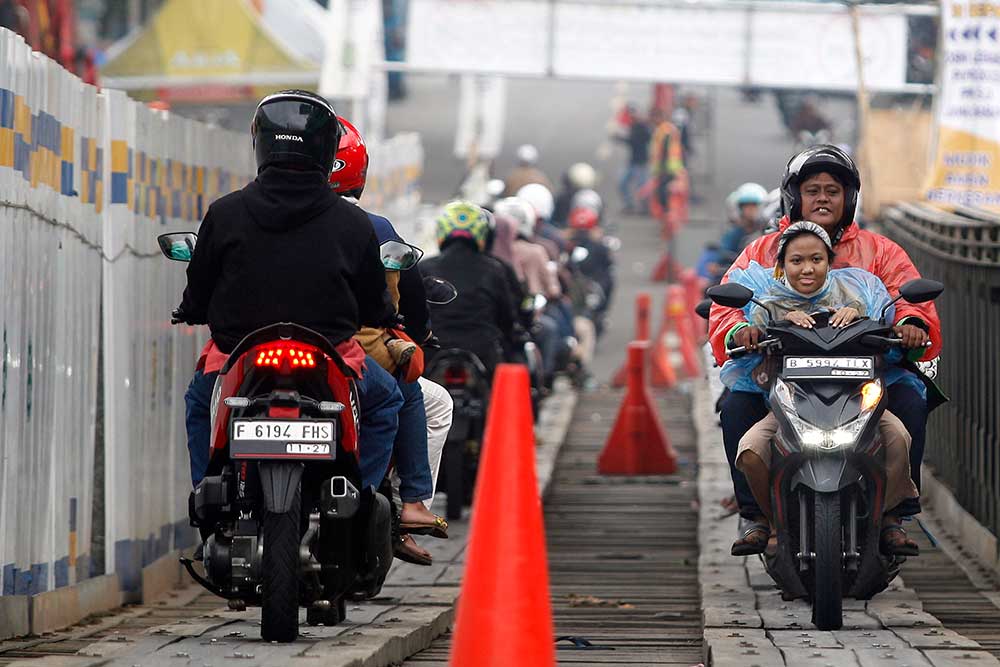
[570,188,603,215]
[516,144,539,166]
[493,197,537,239]
[516,183,554,222]
[567,162,597,190]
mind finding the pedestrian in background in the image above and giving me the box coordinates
[614,104,652,213]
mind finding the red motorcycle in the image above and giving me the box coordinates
[158,232,409,642]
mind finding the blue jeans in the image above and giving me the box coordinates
[395,379,433,503]
[184,355,403,492]
[619,163,648,210]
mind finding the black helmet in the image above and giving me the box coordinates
[779,144,860,242]
[251,90,343,175]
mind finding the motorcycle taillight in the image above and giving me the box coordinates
[254,343,318,370]
[444,366,469,385]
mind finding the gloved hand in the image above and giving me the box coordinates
[170,307,188,325]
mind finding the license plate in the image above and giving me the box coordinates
[783,356,875,380]
[233,420,333,442]
[230,420,336,460]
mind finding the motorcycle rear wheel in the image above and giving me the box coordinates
[812,491,844,630]
[261,490,301,642]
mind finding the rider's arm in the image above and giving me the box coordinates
[353,231,394,329]
[708,235,775,362]
[397,263,431,344]
[871,235,942,360]
[178,209,221,324]
[491,268,517,345]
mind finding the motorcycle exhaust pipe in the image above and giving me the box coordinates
[320,476,361,519]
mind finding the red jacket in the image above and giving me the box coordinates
[709,216,942,365]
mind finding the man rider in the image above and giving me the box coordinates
[177,90,402,501]
[420,201,517,379]
[708,145,942,555]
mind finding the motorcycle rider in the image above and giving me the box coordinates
[329,118,450,565]
[552,162,597,228]
[178,90,402,502]
[503,144,553,195]
[723,222,920,556]
[709,145,942,555]
[697,183,769,283]
[420,202,517,379]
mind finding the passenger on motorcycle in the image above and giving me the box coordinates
[329,118,450,564]
[709,145,941,555]
[178,91,402,502]
[420,202,517,379]
[552,162,597,228]
[724,223,919,557]
[517,183,564,260]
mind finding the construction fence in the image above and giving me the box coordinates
[0,27,422,606]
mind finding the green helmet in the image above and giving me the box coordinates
[435,201,489,251]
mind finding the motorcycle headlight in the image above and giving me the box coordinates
[774,378,882,452]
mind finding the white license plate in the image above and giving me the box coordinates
[232,420,333,443]
[783,356,874,379]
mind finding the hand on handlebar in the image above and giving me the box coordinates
[731,325,764,350]
[170,307,187,325]
[892,324,930,349]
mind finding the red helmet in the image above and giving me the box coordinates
[329,117,368,198]
[568,206,599,230]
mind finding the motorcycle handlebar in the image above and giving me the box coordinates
[728,338,780,358]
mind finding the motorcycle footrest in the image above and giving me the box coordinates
[321,476,361,519]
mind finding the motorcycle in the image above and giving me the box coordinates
[424,347,490,521]
[157,233,424,642]
[706,278,943,630]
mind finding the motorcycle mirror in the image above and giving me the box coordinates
[899,278,944,304]
[380,240,423,271]
[423,276,458,305]
[695,298,712,321]
[157,232,197,262]
[570,246,590,263]
[603,236,622,252]
[706,283,754,309]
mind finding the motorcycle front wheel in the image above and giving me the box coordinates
[261,489,301,642]
[812,491,844,630]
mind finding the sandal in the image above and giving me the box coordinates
[400,514,449,539]
[732,517,770,556]
[880,521,919,557]
[393,534,433,566]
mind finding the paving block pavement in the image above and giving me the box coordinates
[692,379,997,667]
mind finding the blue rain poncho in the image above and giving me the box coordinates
[720,261,924,397]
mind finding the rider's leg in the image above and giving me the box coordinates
[394,379,432,504]
[355,357,404,491]
[418,377,454,510]
[719,390,769,518]
[184,370,218,488]
[885,384,928,517]
[880,410,919,514]
[535,314,561,379]
[735,412,777,522]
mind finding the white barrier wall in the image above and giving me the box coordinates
[0,28,423,599]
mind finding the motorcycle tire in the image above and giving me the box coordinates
[812,491,844,630]
[306,598,347,627]
[261,489,301,642]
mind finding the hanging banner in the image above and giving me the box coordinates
[926,0,1000,209]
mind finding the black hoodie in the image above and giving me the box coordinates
[179,167,391,353]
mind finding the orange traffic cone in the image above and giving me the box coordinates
[667,285,701,379]
[449,364,555,667]
[650,250,684,283]
[598,342,678,475]
[681,269,709,340]
[611,292,652,387]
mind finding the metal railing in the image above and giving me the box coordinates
[882,202,1000,538]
